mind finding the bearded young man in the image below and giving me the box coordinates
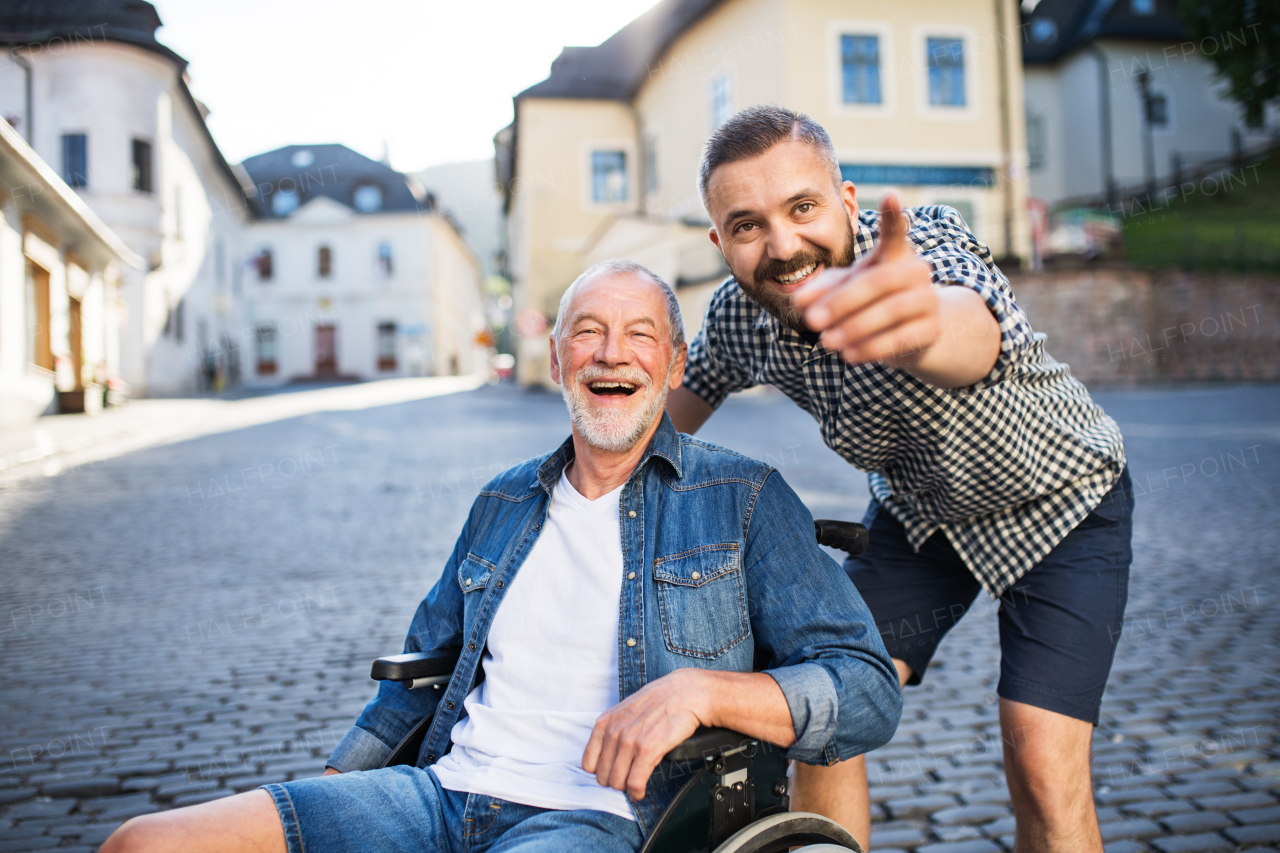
[103,260,902,853]
[665,105,1133,853]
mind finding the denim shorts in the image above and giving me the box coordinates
[260,766,643,853]
[845,468,1133,724]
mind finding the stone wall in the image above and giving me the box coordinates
[1007,268,1278,386]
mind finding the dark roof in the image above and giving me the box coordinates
[0,0,250,210]
[239,144,427,219]
[1021,0,1189,64]
[518,0,726,102]
[0,0,185,65]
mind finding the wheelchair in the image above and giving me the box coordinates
[366,519,871,853]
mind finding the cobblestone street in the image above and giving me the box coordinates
[1,382,1277,852]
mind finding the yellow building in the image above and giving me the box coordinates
[498,0,1031,386]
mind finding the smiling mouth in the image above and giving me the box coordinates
[587,381,639,397]
[772,263,818,289]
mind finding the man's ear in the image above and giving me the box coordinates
[708,226,723,254]
[548,335,562,385]
[841,181,858,223]
[668,342,688,390]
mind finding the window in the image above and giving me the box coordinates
[353,184,383,212]
[927,37,966,107]
[318,245,332,278]
[1029,18,1058,43]
[710,73,733,129]
[591,151,628,203]
[132,139,153,193]
[62,133,87,188]
[377,322,397,371]
[1146,92,1169,127]
[1026,110,1047,170]
[841,35,882,104]
[256,325,277,375]
[1131,0,1155,14]
[272,187,299,216]
[377,242,394,278]
[255,248,274,281]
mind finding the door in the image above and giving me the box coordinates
[314,324,337,377]
[28,262,52,371]
[68,296,83,389]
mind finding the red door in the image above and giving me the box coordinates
[314,324,337,377]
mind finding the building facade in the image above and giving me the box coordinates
[498,0,1031,385]
[0,1,253,398]
[1021,0,1277,209]
[238,145,487,387]
[0,116,141,425]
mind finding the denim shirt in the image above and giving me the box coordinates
[327,415,902,835]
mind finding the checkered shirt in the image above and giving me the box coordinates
[683,206,1126,596]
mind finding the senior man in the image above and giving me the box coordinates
[103,260,902,853]
[666,105,1133,853]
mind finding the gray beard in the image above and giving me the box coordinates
[561,365,672,454]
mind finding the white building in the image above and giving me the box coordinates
[1022,0,1278,208]
[0,1,252,397]
[0,116,142,425]
[237,145,488,386]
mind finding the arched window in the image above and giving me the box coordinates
[353,184,383,212]
[272,187,299,216]
[318,245,332,278]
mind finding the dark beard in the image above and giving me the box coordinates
[731,218,857,334]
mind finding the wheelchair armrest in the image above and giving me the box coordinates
[814,519,869,557]
[371,649,461,683]
[664,726,757,764]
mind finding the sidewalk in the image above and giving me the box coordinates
[0,376,483,488]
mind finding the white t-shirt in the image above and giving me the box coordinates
[430,466,633,820]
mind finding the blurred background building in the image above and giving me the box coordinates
[237,145,487,386]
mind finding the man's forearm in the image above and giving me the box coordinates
[700,670,796,748]
[885,285,1000,389]
[666,385,714,434]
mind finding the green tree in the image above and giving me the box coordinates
[1177,0,1280,126]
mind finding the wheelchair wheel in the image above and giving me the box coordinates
[711,812,863,853]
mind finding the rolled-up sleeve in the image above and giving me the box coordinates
[744,472,903,764]
[916,207,1035,390]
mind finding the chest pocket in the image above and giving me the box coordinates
[458,555,495,594]
[653,544,748,659]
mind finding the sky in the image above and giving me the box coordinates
[150,0,662,172]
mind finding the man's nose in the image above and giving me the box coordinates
[764,224,806,262]
[596,328,632,365]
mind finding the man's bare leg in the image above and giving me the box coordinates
[1001,699,1102,853]
[789,659,911,851]
[99,789,286,853]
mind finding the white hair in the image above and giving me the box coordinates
[550,259,685,350]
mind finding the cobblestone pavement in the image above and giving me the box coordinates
[1,382,1277,852]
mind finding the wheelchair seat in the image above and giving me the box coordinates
[365,519,870,853]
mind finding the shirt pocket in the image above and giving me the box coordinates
[652,544,748,659]
[457,554,496,594]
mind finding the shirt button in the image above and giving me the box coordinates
[627,571,635,580]
[496,581,504,589]
[627,510,636,518]
[690,571,701,580]
[534,523,541,530]
[468,642,476,651]
[446,701,455,710]
[626,638,637,647]
[426,753,436,762]
[464,578,471,586]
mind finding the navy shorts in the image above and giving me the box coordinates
[845,468,1133,724]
